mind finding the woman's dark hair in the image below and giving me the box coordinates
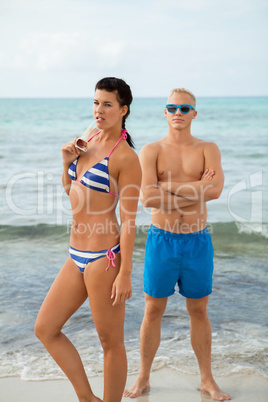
[95,77,134,148]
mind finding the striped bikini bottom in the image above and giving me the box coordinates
[69,243,120,273]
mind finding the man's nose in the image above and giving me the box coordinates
[174,107,182,115]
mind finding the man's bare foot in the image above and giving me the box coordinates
[123,377,150,398]
[200,379,231,401]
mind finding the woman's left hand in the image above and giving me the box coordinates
[111,272,132,306]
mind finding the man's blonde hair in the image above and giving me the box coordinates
[168,88,196,107]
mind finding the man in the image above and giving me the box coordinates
[124,88,231,400]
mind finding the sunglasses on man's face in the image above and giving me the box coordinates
[166,104,195,114]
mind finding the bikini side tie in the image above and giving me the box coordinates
[106,249,116,271]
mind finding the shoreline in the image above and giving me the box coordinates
[1,368,268,402]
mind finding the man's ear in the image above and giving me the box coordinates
[164,107,167,118]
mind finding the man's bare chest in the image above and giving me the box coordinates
[157,147,205,182]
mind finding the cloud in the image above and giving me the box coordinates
[154,0,267,14]
[21,33,81,70]
[0,32,128,71]
[0,0,267,96]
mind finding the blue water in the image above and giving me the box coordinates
[0,97,267,380]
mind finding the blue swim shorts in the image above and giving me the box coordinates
[144,225,214,299]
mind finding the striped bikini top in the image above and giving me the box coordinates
[68,129,127,196]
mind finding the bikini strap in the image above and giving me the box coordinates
[87,130,101,142]
[107,129,128,157]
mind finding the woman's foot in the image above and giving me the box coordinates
[80,396,102,402]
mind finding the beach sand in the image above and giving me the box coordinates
[1,368,268,402]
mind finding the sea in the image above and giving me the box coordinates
[0,97,267,382]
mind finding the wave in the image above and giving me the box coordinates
[211,221,268,238]
[207,221,268,258]
[0,221,267,256]
[0,221,267,239]
[0,223,70,242]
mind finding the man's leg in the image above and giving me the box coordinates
[124,294,168,398]
[186,296,231,401]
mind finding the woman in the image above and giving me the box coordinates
[35,77,142,402]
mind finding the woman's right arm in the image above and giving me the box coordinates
[62,164,71,196]
[61,138,82,196]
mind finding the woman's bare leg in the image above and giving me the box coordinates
[35,257,102,402]
[84,255,127,402]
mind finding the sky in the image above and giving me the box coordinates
[0,0,267,98]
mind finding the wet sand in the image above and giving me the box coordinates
[1,368,268,401]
